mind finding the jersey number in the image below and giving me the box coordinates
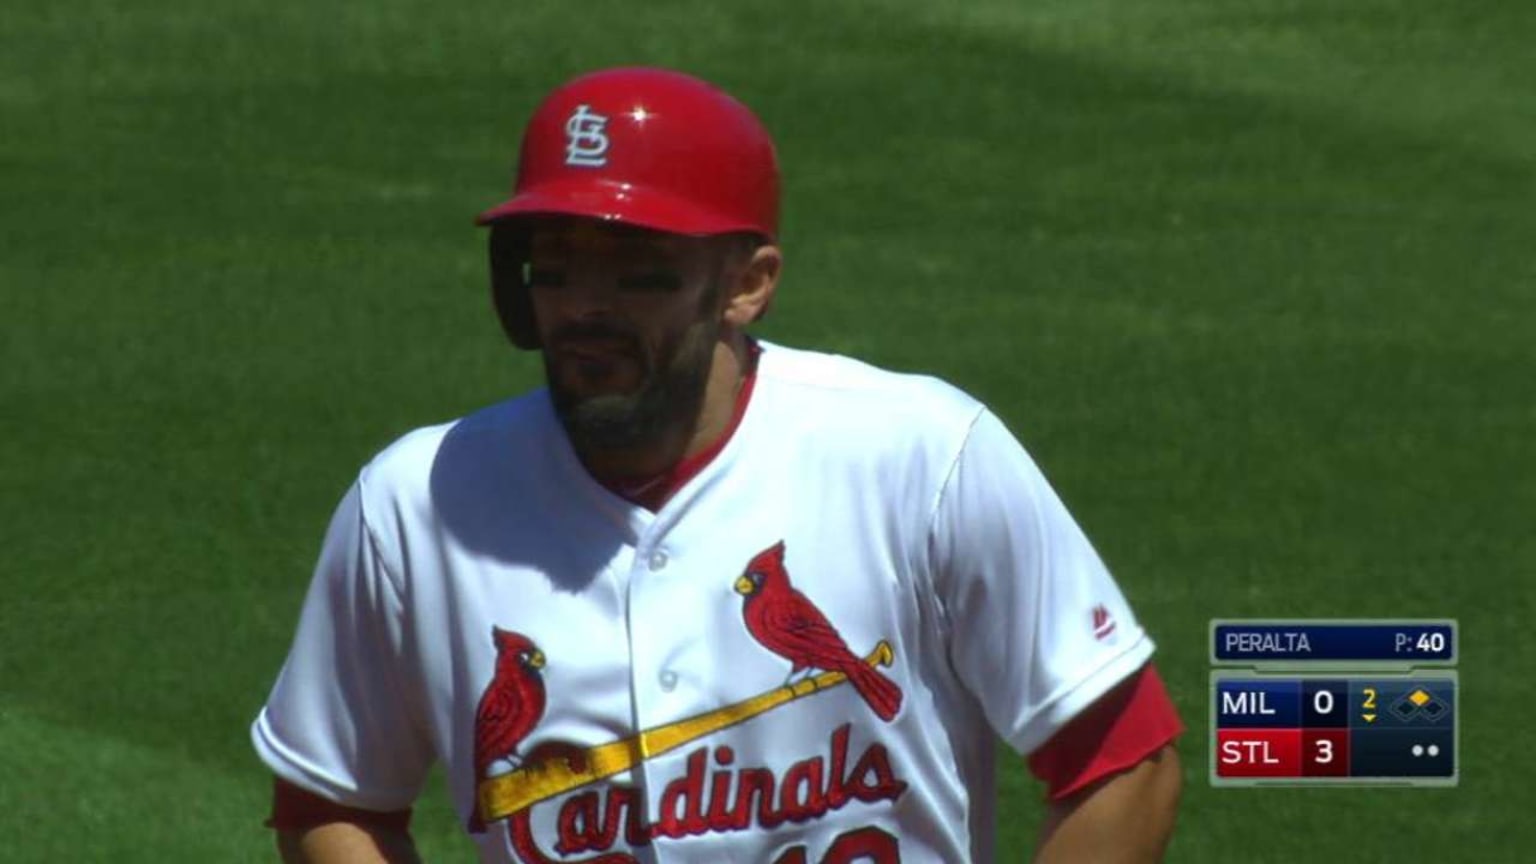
[772,826,900,864]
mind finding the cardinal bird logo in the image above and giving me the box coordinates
[469,627,547,833]
[733,541,903,722]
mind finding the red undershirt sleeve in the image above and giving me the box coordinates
[1026,662,1184,801]
[266,776,414,832]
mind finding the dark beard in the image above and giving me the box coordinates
[544,317,719,455]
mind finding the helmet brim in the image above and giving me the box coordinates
[474,177,770,238]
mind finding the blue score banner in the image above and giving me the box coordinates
[1212,621,1455,663]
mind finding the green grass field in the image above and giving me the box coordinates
[3,1,1533,860]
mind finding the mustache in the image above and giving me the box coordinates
[549,322,641,353]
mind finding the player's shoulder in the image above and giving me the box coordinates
[756,340,985,436]
[758,340,982,420]
[751,341,993,486]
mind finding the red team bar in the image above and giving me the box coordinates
[1215,729,1351,778]
[1215,729,1300,777]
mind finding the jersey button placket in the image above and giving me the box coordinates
[628,541,677,853]
[642,549,676,692]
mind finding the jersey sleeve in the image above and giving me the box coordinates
[928,409,1156,756]
[251,479,435,812]
[1026,662,1184,799]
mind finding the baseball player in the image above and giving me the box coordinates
[253,67,1184,863]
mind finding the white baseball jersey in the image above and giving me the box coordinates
[252,341,1154,863]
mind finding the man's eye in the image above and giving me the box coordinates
[618,272,682,293]
[527,268,565,288]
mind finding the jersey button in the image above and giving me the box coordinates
[648,550,669,572]
[659,670,679,691]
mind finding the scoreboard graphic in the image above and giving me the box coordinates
[1209,620,1458,787]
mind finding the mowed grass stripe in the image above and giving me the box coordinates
[0,703,475,862]
[0,704,271,861]
[857,0,1536,166]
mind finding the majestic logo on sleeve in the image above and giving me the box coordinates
[564,104,610,167]
[1092,603,1118,641]
[469,541,908,862]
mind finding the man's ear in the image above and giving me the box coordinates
[723,244,782,327]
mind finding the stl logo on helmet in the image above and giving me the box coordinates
[564,104,610,167]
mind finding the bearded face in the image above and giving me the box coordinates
[541,295,720,453]
[526,218,736,456]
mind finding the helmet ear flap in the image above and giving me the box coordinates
[488,223,541,350]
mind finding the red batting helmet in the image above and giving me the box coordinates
[478,67,781,349]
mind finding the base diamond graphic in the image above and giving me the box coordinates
[1421,697,1449,722]
[1391,697,1420,721]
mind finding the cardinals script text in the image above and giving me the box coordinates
[503,723,908,863]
